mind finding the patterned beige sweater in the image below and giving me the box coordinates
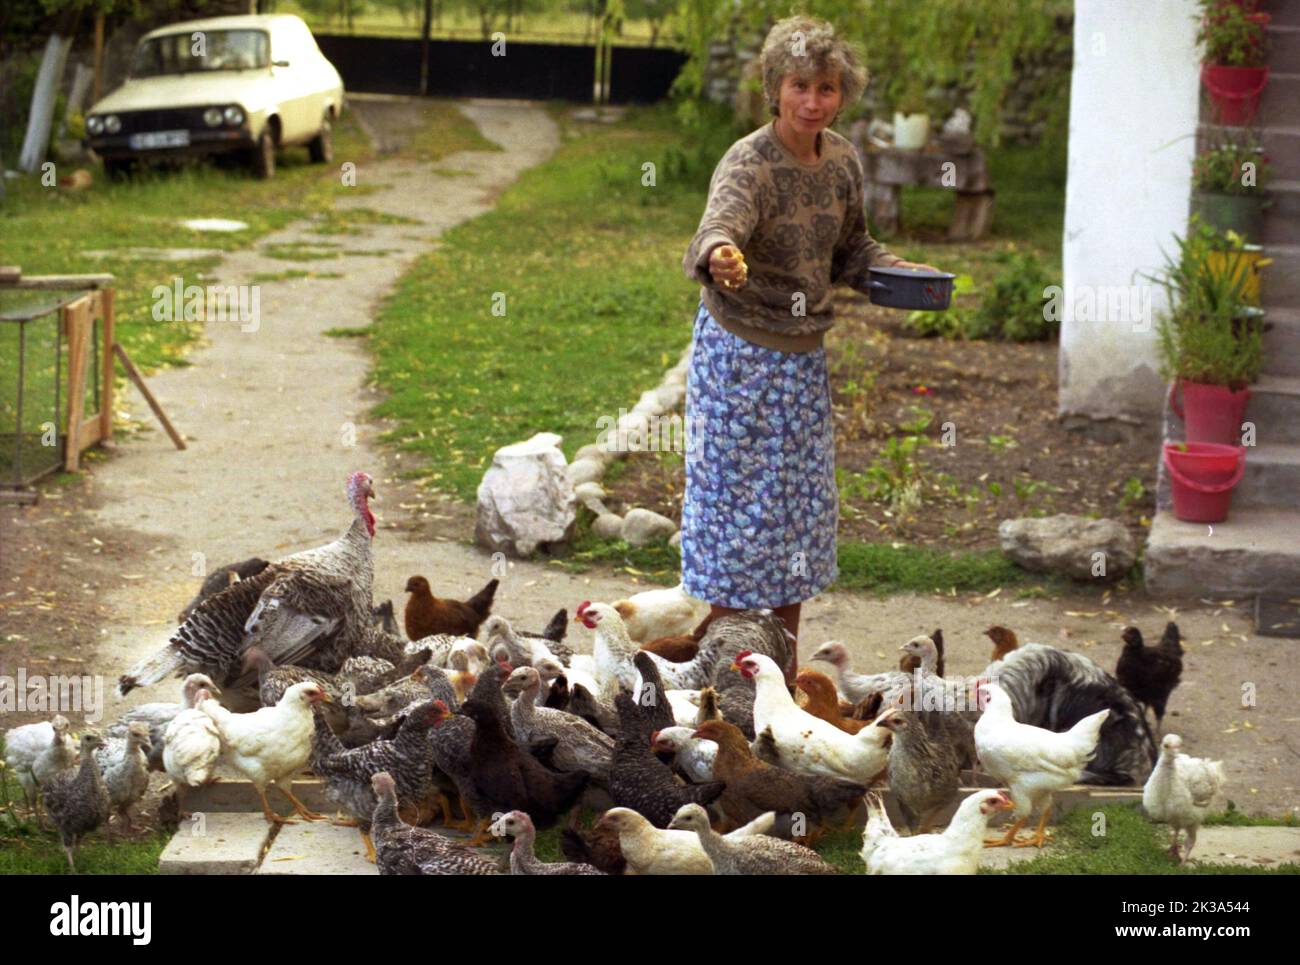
[682,119,900,352]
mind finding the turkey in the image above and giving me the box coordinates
[118,471,380,697]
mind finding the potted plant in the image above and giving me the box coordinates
[1191,139,1273,239]
[892,79,931,150]
[1198,0,1271,126]
[1151,218,1262,446]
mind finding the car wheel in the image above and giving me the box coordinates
[249,128,275,180]
[308,111,333,164]
[103,157,134,181]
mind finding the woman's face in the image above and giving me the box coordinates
[777,69,843,133]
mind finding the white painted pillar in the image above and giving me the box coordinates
[1058,0,1201,424]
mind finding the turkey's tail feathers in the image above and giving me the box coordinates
[118,643,188,698]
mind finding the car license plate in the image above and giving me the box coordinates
[128,129,190,150]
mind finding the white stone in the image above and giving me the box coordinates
[567,458,605,487]
[574,443,612,465]
[622,507,678,547]
[179,218,249,232]
[592,513,625,539]
[574,481,606,502]
[475,432,576,557]
[669,531,682,550]
[999,514,1136,581]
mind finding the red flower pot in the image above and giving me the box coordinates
[1201,64,1269,125]
[1163,442,1245,523]
[1169,379,1252,445]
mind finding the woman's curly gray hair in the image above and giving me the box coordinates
[760,16,868,121]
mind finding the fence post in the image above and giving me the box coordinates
[99,287,114,444]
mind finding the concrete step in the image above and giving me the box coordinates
[1261,73,1300,128]
[1250,374,1300,442]
[1144,507,1300,597]
[1262,306,1300,376]
[1261,179,1300,246]
[1274,0,1300,28]
[1260,242,1300,303]
[1269,25,1300,75]
[158,812,275,875]
[182,777,333,815]
[1235,442,1300,507]
[256,820,381,875]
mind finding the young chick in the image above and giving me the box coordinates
[370,772,498,875]
[93,721,152,832]
[1143,734,1225,863]
[490,810,604,875]
[594,806,773,875]
[43,732,111,873]
[668,803,837,875]
[162,687,223,818]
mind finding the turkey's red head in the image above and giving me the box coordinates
[348,471,376,538]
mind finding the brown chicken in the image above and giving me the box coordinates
[403,576,498,641]
[694,718,866,842]
[795,669,868,734]
[984,625,1020,662]
[638,613,713,663]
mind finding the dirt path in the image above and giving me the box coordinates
[2,99,1296,823]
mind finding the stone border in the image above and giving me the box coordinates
[566,345,692,550]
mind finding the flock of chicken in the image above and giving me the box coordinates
[3,471,1227,874]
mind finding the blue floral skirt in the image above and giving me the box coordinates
[680,302,839,608]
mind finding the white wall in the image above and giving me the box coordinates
[1059,0,1201,423]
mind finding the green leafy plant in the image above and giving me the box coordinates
[973,248,1059,341]
[1150,218,1262,388]
[1192,140,1272,195]
[1196,0,1269,68]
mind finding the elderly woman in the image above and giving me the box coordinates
[680,16,939,677]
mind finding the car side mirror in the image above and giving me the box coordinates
[272,59,290,68]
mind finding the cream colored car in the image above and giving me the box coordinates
[85,14,343,179]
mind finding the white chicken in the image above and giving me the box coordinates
[741,651,895,784]
[1143,734,1226,863]
[199,680,331,824]
[163,687,224,817]
[3,714,77,817]
[574,601,710,698]
[860,789,1015,875]
[974,681,1108,847]
[611,582,708,643]
[593,806,774,875]
[651,726,717,782]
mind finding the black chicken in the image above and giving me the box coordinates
[458,697,590,844]
[1116,622,1183,733]
[607,692,724,828]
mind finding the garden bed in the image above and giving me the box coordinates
[599,286,1158,553]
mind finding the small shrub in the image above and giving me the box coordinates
[973,249,1059,341]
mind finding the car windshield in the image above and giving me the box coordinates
[131,29,270,77]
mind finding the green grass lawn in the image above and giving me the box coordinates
[368,101,709,498]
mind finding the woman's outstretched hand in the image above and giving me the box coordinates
[709,243,749,290]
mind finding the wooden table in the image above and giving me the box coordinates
[855,140,995,241]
